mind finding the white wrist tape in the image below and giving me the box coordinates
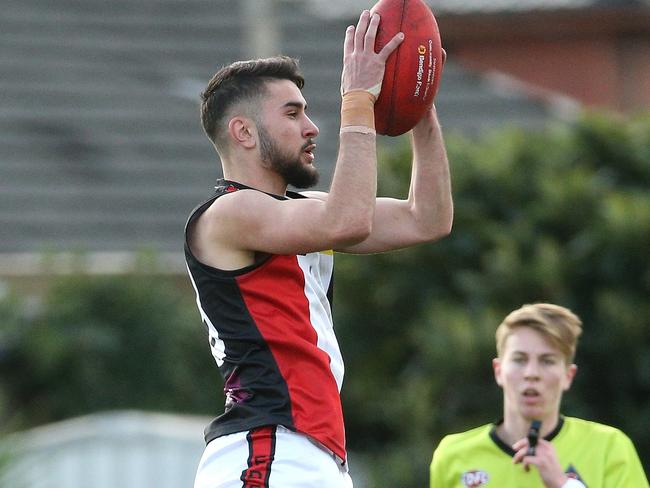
[340,125,376,135]
[341,82,382,98]
[561,479,586,488]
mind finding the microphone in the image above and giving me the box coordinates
[527,420,542,456]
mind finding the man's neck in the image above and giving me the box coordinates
[222,168,288,197]
[497,414,560,446]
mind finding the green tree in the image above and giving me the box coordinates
[0,270,218,432]
[336,112,650,486]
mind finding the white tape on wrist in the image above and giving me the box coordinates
[340,82,382,98]
[561,479,586,488]
[365,82,382,98]
[340,125,376,135]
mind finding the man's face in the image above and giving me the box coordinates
[257,80,320,189]
[493,327,576,425]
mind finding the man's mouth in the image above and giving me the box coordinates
[303,143,316,161]
[522,388,540,398]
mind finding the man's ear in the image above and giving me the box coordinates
[563,363,578,392]
[228,117,256,149]
[493,357,503,388]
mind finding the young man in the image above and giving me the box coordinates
[430,303,649,488]
[184,10,453,488]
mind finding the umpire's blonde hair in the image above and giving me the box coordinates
[496,303,583,364]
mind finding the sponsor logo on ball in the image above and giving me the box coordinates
[414,49,426,97]
[414,40,434,98]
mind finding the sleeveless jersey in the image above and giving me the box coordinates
[184,179,347,462]
[430,416,649,488]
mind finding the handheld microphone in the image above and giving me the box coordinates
[527,420,542,456]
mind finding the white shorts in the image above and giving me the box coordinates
[194,425,353,488]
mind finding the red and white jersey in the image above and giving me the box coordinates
[184,180,346,461]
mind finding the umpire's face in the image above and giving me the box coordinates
[493,326,577,425]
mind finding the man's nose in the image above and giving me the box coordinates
[304,116,319,137]
[524,360,541,378]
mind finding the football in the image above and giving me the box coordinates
[371,0,443,136]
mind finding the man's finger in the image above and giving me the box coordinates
[377,32,404,61]
[364,13,380,52]
[354,10,371,51]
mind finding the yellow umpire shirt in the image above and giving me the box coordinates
[430,416,649,488]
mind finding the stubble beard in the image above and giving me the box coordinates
[258,125,319,189]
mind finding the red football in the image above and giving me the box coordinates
[371,0,443,136]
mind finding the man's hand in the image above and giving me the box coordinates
[340,10,403,97]
[512,437,572,488]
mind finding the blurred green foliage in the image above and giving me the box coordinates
[0,111,648,486]
[0,271,220,432]
[337,111,650,486]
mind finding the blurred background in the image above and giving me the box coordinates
[1,0,649,486]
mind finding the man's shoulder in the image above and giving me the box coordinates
[202,185,273,220]
[560,416,648,484]
[436,423,493,453]
[563,416,625,436]
[561,416,633,446]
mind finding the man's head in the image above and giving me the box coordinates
[493,303,582,423]
[200,56,319,188]
[496,303,582,365]
[201,56,304,148]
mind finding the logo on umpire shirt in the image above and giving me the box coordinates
[566,464,586,485]
[461,470,489,487]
